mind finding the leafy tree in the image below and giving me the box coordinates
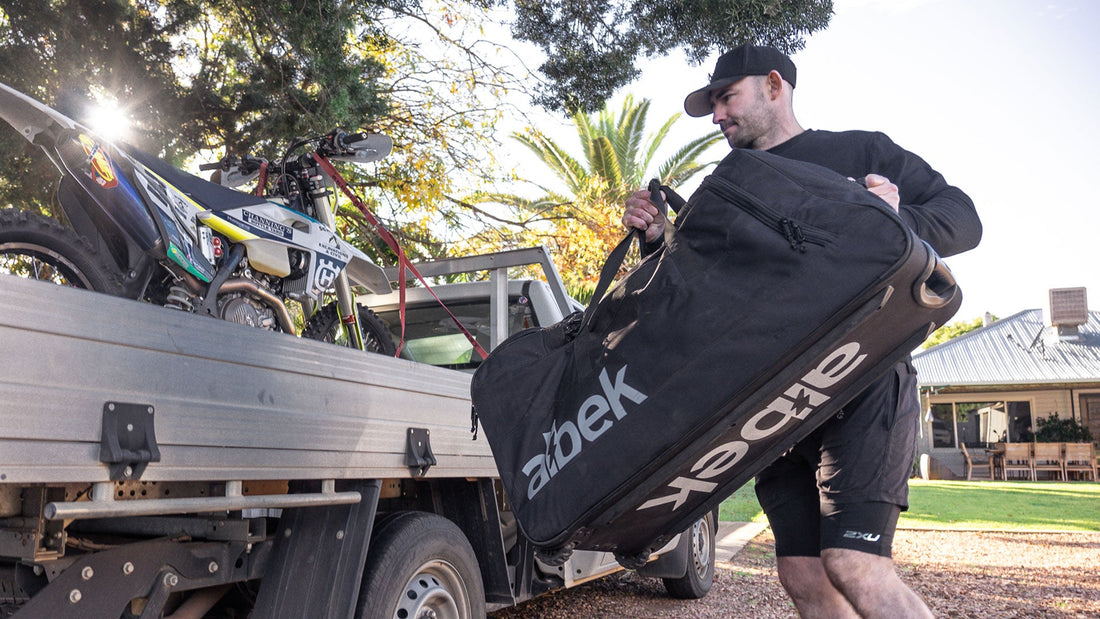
[0,0,389,159]
[0,0,518,263]
[463,95,722,293]
[329,2,529,261]
[0,0,833,262]
[512,0,835,112]
[922,315,998,349]
[0,0,206,216]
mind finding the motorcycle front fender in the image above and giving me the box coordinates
[344,251,391,295]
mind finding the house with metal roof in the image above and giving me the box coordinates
[911,288,1100,477]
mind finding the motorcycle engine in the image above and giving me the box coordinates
[219,293,277,330]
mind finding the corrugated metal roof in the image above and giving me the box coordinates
[912,309,1100,387]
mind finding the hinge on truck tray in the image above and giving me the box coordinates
[99,402,161,480]
[404,427,437,477]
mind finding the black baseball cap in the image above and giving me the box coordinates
[684,44,797,117]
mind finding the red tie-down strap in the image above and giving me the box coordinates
[312,154,490,361]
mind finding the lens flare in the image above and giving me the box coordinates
[85,100,130,141]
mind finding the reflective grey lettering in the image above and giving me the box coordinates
[691,441,750,480]
[600,366,648,420]
[637,476,718,511]
[801,342,868,389]
[578,394,612,441]
[553,420,582,470]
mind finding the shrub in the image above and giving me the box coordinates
[1034,412,1094,442]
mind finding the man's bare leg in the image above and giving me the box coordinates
[776,556,859,618]
[821,548,932,618]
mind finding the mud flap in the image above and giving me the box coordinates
[252,480,381,619]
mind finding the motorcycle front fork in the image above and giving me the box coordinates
[333,271,365,350]
[312,186,365,351]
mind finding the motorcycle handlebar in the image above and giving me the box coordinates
[199,155,266,173]
[342,131,368,146]
[319,130,348,155]
[204,129,377,175]
[318,130,370,156]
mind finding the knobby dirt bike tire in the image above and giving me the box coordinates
[0,207,125,295]
[301,301,398,357]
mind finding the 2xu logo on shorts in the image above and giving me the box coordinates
[636,341,868,513]
[843,530,882,542]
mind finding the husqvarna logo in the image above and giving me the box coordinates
[637,341,868,513]
[314,257,340,291]
[522,366,647,500]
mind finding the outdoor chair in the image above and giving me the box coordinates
[990,446,1005,479]
[1001,442,1034,481]
[959,443,993,480]
[1032,442,1065,481]
[1063,443,1098,481]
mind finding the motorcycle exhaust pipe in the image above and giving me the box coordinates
[217,279,297,334]
[190,244,294,335]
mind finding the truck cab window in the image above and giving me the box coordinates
[375,296,536,369]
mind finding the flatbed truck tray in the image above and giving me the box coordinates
[0,274,492,486]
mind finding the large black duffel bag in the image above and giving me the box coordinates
[470,147,961,566]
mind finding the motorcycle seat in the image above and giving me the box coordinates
[127,148,271,212]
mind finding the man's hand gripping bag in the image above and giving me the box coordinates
[470,148,961,567]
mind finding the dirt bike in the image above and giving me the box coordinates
[0,81,398,355]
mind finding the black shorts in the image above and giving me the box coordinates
[754,361,919,558]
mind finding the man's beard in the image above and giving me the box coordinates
[721,89,772,149]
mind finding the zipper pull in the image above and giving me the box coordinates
[791,222,807,252]
[780,218,807,252]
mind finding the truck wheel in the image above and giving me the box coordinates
[356,511,485,619]
[662,511,716,599]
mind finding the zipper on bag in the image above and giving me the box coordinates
[700,175,836,251]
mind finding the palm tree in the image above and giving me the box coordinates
[467,95,722,295]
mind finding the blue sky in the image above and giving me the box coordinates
[518,0,1100,323]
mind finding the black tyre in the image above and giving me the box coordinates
[301,301,397,356]
[0,208,124,294]
[356,511,485,619]
[663,511,716,599]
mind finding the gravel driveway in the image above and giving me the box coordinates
[491,526,1100,617]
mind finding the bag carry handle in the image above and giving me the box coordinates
[583,180,677,326]
[913,242,959,309]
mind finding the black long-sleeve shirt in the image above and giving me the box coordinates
[767,129,981,258]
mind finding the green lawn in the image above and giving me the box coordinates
[719,479,1100,531]
[718,479,768,523]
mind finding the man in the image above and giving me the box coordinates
[623,45,981,617]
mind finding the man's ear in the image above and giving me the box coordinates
[766,70,785,99]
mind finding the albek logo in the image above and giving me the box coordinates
[522,366,647,500]
[637,341,868,513]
